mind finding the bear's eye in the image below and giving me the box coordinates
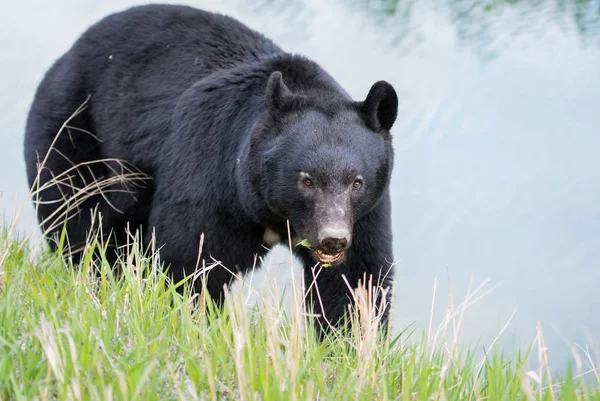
[303,178,314,187]
[352,180,363,190]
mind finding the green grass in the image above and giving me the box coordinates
[0,228,598,401]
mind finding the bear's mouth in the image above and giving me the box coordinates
[315,249,344,264]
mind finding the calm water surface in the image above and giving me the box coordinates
[1,0,599,368]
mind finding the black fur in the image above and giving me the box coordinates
[24,4,398,335]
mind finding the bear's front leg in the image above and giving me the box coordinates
[146,191,268,305]
[297,196,395,338]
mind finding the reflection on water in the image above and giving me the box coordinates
[1,0,599,369]
[359,0,600,57]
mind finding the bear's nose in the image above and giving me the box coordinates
[319,228,350,254]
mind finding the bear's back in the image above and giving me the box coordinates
[50,4,286,167]
[72,4,282,85]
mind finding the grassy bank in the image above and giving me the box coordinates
[0,229,598,401]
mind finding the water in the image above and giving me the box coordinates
[1,0,599,369]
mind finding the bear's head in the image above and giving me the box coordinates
[249,71,397,266]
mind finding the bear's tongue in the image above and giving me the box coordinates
[315,249,343,263]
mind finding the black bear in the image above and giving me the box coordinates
[24,4,398,333]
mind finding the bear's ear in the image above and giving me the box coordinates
[265,71,293,120]
[358,81,398,133]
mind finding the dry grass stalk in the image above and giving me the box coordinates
[26,98,151,259]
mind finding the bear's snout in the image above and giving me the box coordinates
[318,228,351,254]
